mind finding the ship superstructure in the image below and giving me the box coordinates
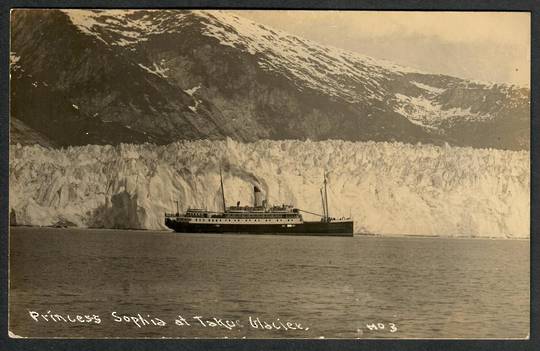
[165,170,353,236]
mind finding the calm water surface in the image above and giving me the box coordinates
[9,227,529,339]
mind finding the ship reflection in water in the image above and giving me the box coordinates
[165,171,353,236]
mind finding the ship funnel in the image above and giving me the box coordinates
[254,186,263,207]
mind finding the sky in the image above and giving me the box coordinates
[235,11,530,86]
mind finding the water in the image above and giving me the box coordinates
[9,227,529,339]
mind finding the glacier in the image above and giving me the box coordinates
[9,139,529,238]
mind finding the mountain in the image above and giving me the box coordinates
[10,9,530,150]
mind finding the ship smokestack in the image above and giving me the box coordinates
[254,186,263,207]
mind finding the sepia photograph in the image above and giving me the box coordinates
[8,8,530,339]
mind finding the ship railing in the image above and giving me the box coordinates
[186,208,221,213]
[165,212,181,218]
[322,217,352,222]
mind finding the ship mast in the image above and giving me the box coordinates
[320,188,327,220]
[323,173,330,222]
[220,167,227,212]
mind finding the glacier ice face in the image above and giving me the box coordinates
[9,139,529,238]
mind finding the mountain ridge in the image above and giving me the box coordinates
[10,9,529,150]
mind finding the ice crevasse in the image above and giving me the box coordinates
[9,139,530,238]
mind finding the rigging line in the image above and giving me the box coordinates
[323,172,330,220]
[298,209,324,217]
[325,175,346,218]
[219,167,226,212]
[320,187,326,219]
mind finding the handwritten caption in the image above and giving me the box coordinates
[27,310,309,332]
[27,310,400,335]
[365,322,398,333]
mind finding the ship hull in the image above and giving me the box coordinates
[165,219,353,237]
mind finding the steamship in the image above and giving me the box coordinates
[164,171,353,237]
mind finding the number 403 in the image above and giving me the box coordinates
[365,322,397,333]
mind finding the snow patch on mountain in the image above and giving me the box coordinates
[137,62,169,78]
[192,10,423,102]
[9,140,529,238]
[184,84,201,96]
[183,85,202,112]
[63,10,109,44]
[394,93,493,129]
[62,9,189,46]
[193,11,422,73]
[411,81,445,94]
